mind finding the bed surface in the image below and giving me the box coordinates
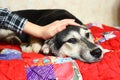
[0,23,120,80]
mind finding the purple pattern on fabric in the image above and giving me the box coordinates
[26,64,56,80]
[0,49,21,60]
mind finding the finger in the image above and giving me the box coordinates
[67,21,80,26]
[59,24,67,31]
[61,19,80,26]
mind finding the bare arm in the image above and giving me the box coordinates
[23,19,80,40]
[0,8,80,40]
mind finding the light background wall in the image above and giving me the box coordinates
[0,0,120,26]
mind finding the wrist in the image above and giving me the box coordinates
[23,21,43,38]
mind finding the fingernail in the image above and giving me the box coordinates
[76,23,81,26]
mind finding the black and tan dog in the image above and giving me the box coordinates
[0,9,103,62]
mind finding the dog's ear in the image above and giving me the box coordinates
[44,36,56,45]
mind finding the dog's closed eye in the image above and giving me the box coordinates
[67,38,77,44]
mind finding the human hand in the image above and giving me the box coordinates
[23,19,80,40]
[40,19,80,39]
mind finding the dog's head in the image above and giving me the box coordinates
[42,25,103,63]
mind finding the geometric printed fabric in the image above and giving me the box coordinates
[26,65,55,80]
[25,56,82,80]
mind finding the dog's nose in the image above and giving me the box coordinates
[90,48,102,58]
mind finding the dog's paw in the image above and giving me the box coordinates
[20,43,33,53]
[31,43,42,53]
[20,43,42,53]
[42,44,50,54]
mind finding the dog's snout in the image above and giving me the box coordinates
[90,48,102,58]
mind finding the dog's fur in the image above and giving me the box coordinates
[0,9,103,63]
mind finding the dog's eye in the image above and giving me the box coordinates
[85,33,90,38]
[67,38,77,44]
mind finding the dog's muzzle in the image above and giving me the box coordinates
[90,48,102,58]
[81,37,102,58]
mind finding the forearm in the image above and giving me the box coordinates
[0,8,45,39]
[0,8,81,40]
[23,21,44,38]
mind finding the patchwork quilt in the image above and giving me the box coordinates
[0,23,120,80]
